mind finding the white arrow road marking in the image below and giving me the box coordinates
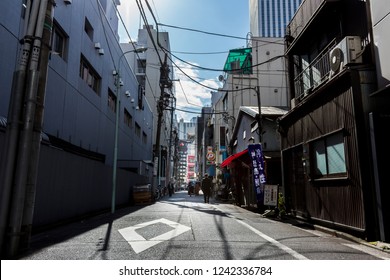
[118,218,191,254]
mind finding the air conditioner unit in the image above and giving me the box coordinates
[98,48,104,55]
[329,36,362,76]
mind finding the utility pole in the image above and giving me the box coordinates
[0,0,53,257]
[168,96,176,180]
[21,0,54,251]
[255,86,263,144]
[154,53,172,191]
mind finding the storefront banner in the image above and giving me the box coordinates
[248,144,266,204]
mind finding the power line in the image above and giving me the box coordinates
[158,22,248,41]
[158,23,285,46]
[177,80,204,108]
[171,50,229,55]
[136,0,164,65]
[112,0,158,102]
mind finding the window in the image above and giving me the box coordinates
[84,17,94,41]
[223,95,228,112]
[220,126,226,147]
[137,59,146,74]
[135,122,141,137]
[51,21,67,59]
[80,55,100,94]
[108,89,116,112]
[142,132,147,144]
[312,132,346,178]
[124,109,133,128]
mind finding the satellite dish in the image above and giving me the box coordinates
[218,75,225,82]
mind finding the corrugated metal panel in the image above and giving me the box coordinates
[282,86,366,231]
[240,106,289,117]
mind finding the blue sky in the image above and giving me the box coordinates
[117,0,250,121]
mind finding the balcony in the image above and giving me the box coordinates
[287,0,340,44]
[293,40,337,100]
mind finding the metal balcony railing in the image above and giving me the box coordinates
[294,40,336,99]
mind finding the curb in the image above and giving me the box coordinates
[312,224,390,254]
[261,213,390,255]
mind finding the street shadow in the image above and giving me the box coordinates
[17,204,148,259]
[157,193,252,260]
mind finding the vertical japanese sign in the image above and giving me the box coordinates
[248,144,266,205]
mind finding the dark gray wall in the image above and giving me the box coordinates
[33,142,148,227]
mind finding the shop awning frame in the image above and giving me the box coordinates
[220,149,248,168]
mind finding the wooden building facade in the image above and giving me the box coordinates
[278,0,389,241]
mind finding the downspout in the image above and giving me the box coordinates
[0,0,41,256]
[7,0,50,257]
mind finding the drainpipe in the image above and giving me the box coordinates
[0,0,41,257]
[21,0,54,251]
[6,0,50,257]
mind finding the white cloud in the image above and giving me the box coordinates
[173,60,219,121]
[116,1,221,122]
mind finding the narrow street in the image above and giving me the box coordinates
[18,190,389,260]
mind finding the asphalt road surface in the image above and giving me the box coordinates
[18,190,390,260]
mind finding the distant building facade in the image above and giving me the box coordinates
[177,118,197,183]
[249,0,303,37]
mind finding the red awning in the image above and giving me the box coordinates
[220,149,248,168]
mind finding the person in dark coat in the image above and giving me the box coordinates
[188,182,194,197]
[201,173,213,203]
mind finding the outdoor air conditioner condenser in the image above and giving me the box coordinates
[329,36,363,76]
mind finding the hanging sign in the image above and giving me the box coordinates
[248,144,266,205]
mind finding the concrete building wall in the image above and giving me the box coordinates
[370,0,390,88]
[136,25,173,152]
[0,0,154,228]
[251,37,289,107]
[1,0,153,165]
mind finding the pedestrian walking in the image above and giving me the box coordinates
[188,182,194,197]
[201,173,213,203]
[168,178,174,197]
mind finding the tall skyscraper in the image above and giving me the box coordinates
[250,0,303,37]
